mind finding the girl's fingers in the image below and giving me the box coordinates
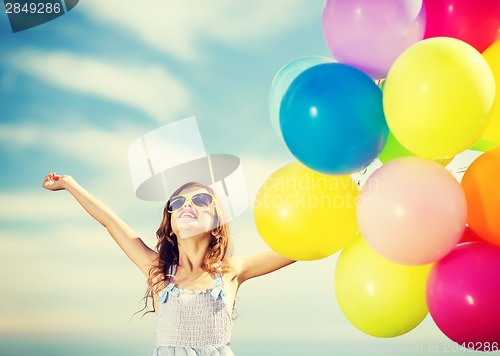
[42,172,63,190]
[43,173,55,187]
[50,172,60,181]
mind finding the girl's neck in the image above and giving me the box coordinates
[177,235,211,272]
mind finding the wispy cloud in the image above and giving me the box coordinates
[0,120,160,224]
[0,226,151,337]
[0,121,141,168]
[79,0,313,60]
[6,50,189,122]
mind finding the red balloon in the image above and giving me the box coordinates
[423,0,500,52]
[427,242,500,351]
[458,226,482,244]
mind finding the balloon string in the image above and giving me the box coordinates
[447,166,468,175]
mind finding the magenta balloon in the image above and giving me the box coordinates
[423,0,500,53]
[322,0,426,79]
[427,242,500,351]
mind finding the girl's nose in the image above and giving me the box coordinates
[182,199,194,209]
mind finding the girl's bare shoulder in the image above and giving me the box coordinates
[222,255,245,280]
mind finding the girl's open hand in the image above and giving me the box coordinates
[42,172,71,191]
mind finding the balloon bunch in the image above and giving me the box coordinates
[255,0,500,351]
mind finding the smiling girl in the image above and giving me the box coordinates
[42,172,294,356]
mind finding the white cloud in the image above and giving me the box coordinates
[0,121,139,168]
[6,50,189,122]
[0,223,153,336]
[0,191,84,222]
[0,121,163,226]
[79,0,314,60]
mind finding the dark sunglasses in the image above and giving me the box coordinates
[167,192,215,212]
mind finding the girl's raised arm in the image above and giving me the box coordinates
[42,172,157,277]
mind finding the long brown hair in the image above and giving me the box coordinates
[139,182,232,315]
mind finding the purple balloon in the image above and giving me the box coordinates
[322,0,426,79]
[427,242,500,351]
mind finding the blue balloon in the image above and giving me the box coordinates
[279,63,388,175]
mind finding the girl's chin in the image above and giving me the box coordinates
[177,228,212,240]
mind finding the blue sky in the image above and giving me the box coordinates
[0,1,472,355]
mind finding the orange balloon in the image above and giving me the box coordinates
[461,147,500,246]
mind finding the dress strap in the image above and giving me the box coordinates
[159,263,179,304]
[158,282,180,303]
[210,273,226,303]
[167,263,178,278]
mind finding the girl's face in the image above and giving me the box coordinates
[169,187,217,239]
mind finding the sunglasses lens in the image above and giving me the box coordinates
[168,196,186,211]
[192,193,213,208]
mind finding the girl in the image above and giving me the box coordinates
[42,172,295,356]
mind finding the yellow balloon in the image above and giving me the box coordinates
[254,162,358,260]
[482,40,500,144]
[335,236,431,337]
[384,37,496,159]
[433,156,454,167]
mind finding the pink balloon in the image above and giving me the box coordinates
[322,0,426,79]
[424,0,500,53]
[427,242,500,351]
[357,157,467,265]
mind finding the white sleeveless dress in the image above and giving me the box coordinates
[151,264,233,356]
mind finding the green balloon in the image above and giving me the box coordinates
[379,132,414,163]
[470,137,498,152]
